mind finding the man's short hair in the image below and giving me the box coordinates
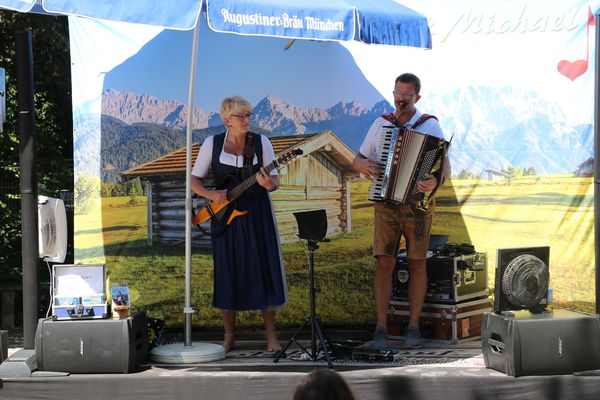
[395,73,421,95]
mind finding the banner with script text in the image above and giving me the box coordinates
[71,0,598,326]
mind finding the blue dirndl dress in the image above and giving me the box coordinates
[210,132,288,311]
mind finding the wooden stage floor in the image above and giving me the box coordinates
[2,327,600,400]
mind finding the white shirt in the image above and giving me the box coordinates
[192,131,278,178]
[359,109,446,161]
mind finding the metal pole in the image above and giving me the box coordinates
[16,31,38,349]
[183,16,201,347]
[595,13,600,315]
[309,243,317,358]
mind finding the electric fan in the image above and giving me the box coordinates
[38,196,68,263]
[493,246,550,314]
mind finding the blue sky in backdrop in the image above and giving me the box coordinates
[102,0,598,126]
[103,17,386,113]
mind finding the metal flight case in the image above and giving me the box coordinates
[387,297,493,344]
[393,244,488,304]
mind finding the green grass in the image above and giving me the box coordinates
[75,175,596,327]
[435,175,594,311]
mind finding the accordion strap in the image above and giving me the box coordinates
[412,113,438,129]
[381,112,401,127]
[381,112,438,129]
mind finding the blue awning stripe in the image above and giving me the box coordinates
[206,0,355,41]
[0,0,36,13]
[42,0,203,30]
[0,0,431,48]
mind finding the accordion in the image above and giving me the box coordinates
[368,126,450,210]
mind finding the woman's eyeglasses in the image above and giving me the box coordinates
[231,113,253,120]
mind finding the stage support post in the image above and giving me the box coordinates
[16,31,38,350]
[0,31,39,379]
[595,12,600,315]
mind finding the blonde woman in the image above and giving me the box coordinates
[192,96,288,353]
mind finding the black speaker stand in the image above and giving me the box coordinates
[274,238,333,368]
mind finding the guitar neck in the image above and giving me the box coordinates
[228,159,279,201]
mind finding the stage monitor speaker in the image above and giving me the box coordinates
[482,309,600,377]
[35,313,148,373]
[0,329,7,362]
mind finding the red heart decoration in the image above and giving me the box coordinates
[557,59,588,81]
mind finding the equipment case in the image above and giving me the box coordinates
[387,297,492,343]
[393,252,489,303]
[52,264,110,320]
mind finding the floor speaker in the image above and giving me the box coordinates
[482,309,600,376]
[35,314,148,373]
[0,329,7,362]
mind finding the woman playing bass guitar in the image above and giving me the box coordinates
[191,96,288,353]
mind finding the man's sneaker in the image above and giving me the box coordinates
[371,326,388,349]
[403,325,424,349]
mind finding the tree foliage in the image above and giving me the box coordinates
[0,11,73,280]
[455,168,478,180]
[101,178,144,198]
[74,173,97,215]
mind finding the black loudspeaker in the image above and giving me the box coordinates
[0,329,7,362]
[482,309,600,376]
[35,313,148,373]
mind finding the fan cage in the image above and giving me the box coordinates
[501,254,549,308]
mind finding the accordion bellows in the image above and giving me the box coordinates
[368,126,450,209]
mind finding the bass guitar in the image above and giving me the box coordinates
[192,148,303,226]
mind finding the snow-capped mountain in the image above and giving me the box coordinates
[100,89,390,152]
[425,86,593,175]
[102,89,211,130]
[75,88,592,180]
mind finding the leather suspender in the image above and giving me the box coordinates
[381,112,438,129]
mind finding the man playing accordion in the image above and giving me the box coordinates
[352,73,451,349]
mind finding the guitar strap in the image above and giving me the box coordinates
[208,132,255,237]
[242,132,255,179]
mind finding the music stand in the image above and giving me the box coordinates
[274,209,333,368]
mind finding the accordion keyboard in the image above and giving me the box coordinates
[368,126,398,201]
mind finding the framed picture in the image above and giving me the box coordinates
[110,285,130,310]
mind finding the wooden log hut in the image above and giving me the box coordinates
[121,131,358,247]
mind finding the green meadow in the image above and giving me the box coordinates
[74,175,595,328]
[435,175,594,312]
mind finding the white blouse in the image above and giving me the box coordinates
[192,131,278,178]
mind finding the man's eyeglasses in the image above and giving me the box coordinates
[231,113,253,120]
[392,91,416,99]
